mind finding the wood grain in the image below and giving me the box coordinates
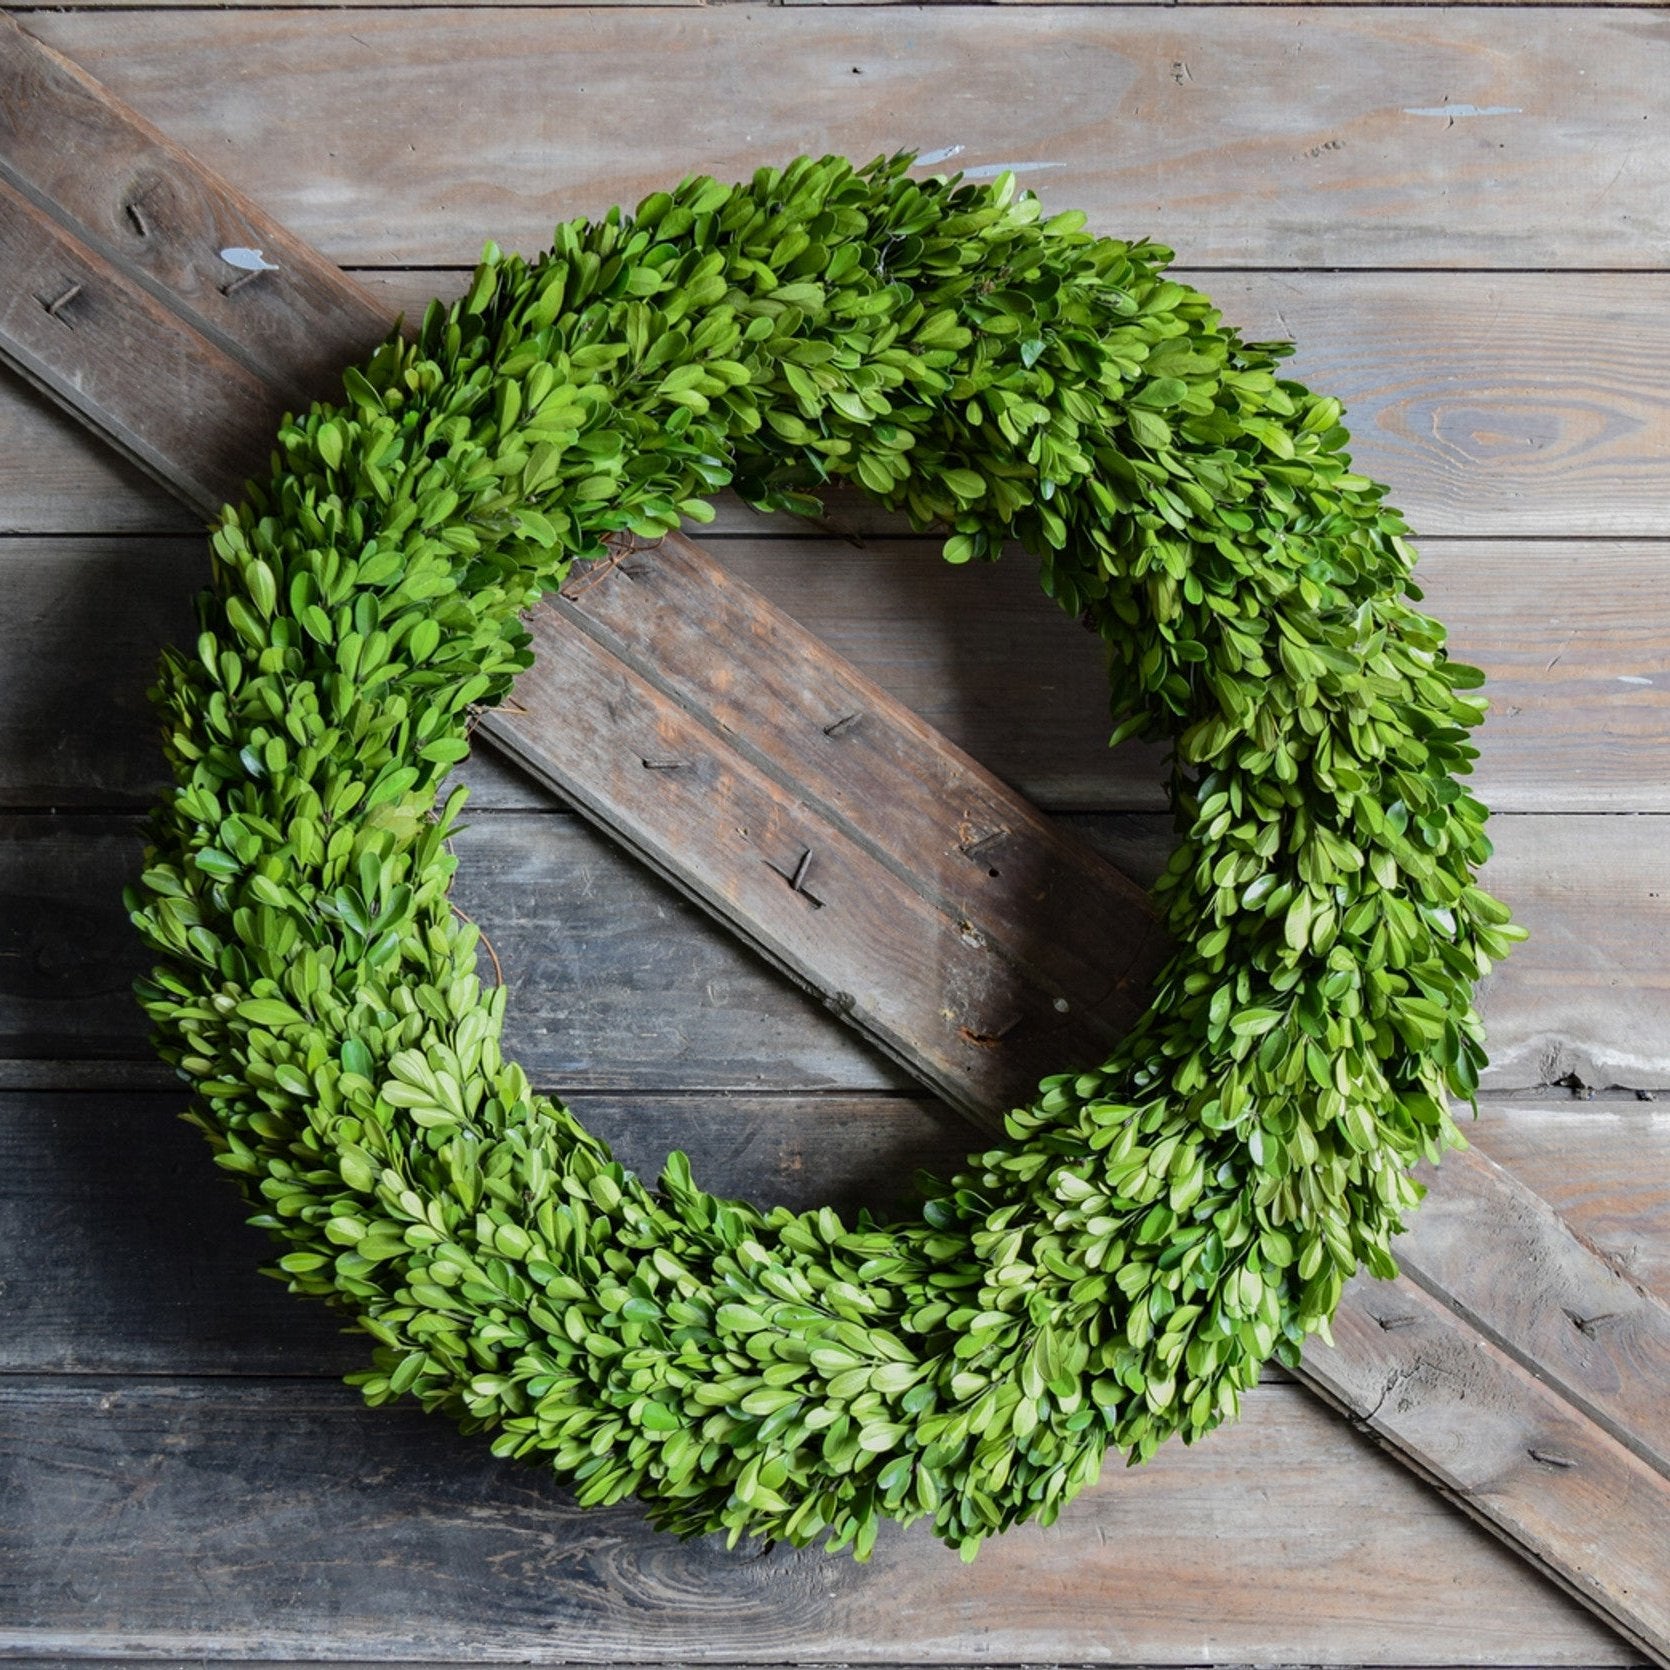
[486,600,1165,1120]
[1,19,1665,1660]
[498,532,1169,1117]
[0,181,275,514]
[1,810,1663,1092]
[19,8,1667,269]
[0,1089,969,1376]
[0,1375,1631,1666]
[5,1089,1665,1376]
[1305,1276,1670,1666]
[1481,1100,1670,1297]
[1470,814,1670,1091]
[0,811,907,1092]
[4,532,1666,816]
[1398,1145,1670,1477]
[721,535,1670,818]
[0,12,391,409]
[12,267,1670,541]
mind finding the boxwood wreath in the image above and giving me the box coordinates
[129,153,1524,1562]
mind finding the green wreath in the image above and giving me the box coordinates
[129,154,1523,1561]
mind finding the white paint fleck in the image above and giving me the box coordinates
[914,144,965,168]
[961,161,1065,180]
[219,246,279,272]
[1403,104,1522,119]
[1618,675,1654,686]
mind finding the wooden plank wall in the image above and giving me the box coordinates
[0,6,1665,1669]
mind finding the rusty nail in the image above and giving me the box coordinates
[1566,1310,1619,1337]
[767,847,823,908]
[1528,1448,1578,1469]
[960,828,1008,861]
[221,269,263,297]
[43,282,82,320]
[1375,1313,1419,1332]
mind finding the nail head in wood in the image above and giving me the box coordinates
[1566,1309,1620,1337]
[765,846,824,909]
[42,281,82,322]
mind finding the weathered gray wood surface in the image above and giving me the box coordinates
[1,6,1666,1667]
[18,8,1668,269]
[493,539,1167,1121]
[3,531,1668,817]
[13,268,1670,541]
[2,810,1665,1092]
[0,12,389,515]
[1400,1144,1670,1477]
[0,1374,1635,1666]
[7,1089,1666,1373]
[1303,1276,1670,1668]
[0,9,1667,1627]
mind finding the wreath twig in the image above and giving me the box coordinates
[128,154,1523,1561]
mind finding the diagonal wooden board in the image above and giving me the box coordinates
[2,13,1666,1658]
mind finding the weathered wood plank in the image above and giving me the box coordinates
[12,268,1670,542]
[0,12,391,406]
[378,266,1670,542]
[1,811,1664,1092]
[0,811,908,1092]
[0,22,389,521]
[686,535,1670,818]
[0,1089,967,1375]
[0,181,274,514]
[4,532,1666,817]
[0,1376,1631,1666]
[1398,1145,1670,1477]
[19,9,1667,269]
[6,1090,1665,1376]
[1305,1276,1670,1667]
[2,28,1663,1654]
[485,601,1161,1120]
[1483,1100,1670,1297]
[488,535,1167,1118]
[1467,815,1670,1092]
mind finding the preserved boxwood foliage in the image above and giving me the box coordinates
[128,154,1523,1561]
